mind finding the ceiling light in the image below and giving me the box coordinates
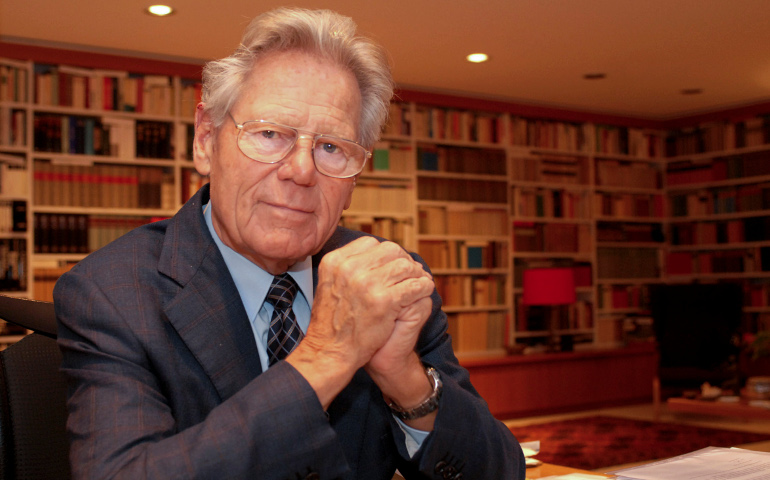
[466,53,489,64]
[147,5,174,16]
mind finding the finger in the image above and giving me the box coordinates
[396,296,434,325]
[389,274,435,309]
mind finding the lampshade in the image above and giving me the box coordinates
[522,268,576,306]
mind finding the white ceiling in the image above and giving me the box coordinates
[2,0,770,121]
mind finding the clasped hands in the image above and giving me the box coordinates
[287,237,436,415]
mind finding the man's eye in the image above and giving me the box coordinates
[321,142,339,154]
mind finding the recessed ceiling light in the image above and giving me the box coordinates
[681,88,703,95]
[147,5,174,16]
[583,73,606,80]
[466,53,489,64]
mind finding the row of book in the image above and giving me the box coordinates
[666,248,770,275]
[446,311,507,354]
[179,80,202,119]
[412,107,504,144]
[181,169,209,204]
[665,116,770,156]
[596,221,665,244]
[32,264,75,303]
[513,222,592,254]
[596,247,660,279]
[339,216,414,249]
[382,103,411,137]
[669,184,770,217]
[418,206,508,236]
[34,161,176,210]
[417,177,507,204]
[0,63,28,103]
[745,280,770,308]
[368,142,414,174]
[596,284,651,311]
[416,145,507,175]
[0,238,26,291]
[434,274,506,308]
[34,64,175,116]
[418,240,508,270]
[510,118,590,152]
[34,114,175,159]
[511,155,590,185]
[594,124,664,158]
[670,220,745,246]
[0,200,26,233]
[0,107,25,147]
[513,187,591,219]
[0,162,28,198]
[595,159,661,189]
[34,214,162,254]
[667,150,770,186]
[349,183,413,213]
[594,192,664,219]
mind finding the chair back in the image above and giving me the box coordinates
[0,295,70,480]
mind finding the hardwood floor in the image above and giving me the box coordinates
[503,402,770,472]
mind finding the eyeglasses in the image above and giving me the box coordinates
[228,113,370,178]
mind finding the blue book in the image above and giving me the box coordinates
[466,246,483,268]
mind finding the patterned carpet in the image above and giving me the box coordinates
[510,415,770,471]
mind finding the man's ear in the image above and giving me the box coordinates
[193,103,214,176]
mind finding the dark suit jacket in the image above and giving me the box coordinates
[55,184,524,480]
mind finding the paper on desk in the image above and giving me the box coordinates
[610,447,770,480]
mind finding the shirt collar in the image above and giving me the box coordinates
[202,202,314,320]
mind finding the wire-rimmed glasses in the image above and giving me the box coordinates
[229,113,370,178]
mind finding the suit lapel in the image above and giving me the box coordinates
[159,185,263,401]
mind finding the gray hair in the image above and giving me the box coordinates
[201,8,394,148]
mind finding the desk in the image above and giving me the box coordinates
[667,396,770,420]
[527,463,611,478]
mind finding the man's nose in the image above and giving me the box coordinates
[279,135,317,185]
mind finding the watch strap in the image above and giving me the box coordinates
[387,367,443,421]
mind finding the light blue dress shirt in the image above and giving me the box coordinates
[202,202,427,456]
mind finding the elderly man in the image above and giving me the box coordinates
[55,7,524,480]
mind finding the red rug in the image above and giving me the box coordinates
[510,415,770,471]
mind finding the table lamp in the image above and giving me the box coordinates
[522,267,576,352]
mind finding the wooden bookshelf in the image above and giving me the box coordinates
[665,139,770,334]
[3,44,770,360]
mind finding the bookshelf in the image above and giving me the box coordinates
[665,134,770,335]
[2,45,770,362]
[410,105,511,357]
[0,55,207,337]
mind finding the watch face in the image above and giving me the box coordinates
[389,367,443,420]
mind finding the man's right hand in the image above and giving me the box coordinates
[286,237,434,409]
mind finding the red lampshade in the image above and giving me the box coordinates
[522,268,576,306]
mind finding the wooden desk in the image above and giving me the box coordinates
[667,396,770,420]
[527,463,611,478]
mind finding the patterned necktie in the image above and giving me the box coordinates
[265,273,304,366]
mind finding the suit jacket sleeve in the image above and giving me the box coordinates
[393,253,526,480]
[55,264,354,480]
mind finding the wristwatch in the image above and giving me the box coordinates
[387,367,443,421]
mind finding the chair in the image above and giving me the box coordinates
[650,283,743,419]
[0,295,70,479]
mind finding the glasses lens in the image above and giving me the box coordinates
[314,136,366,178]
[238,122,297,163]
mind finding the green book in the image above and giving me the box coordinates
[372,147,390,171]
